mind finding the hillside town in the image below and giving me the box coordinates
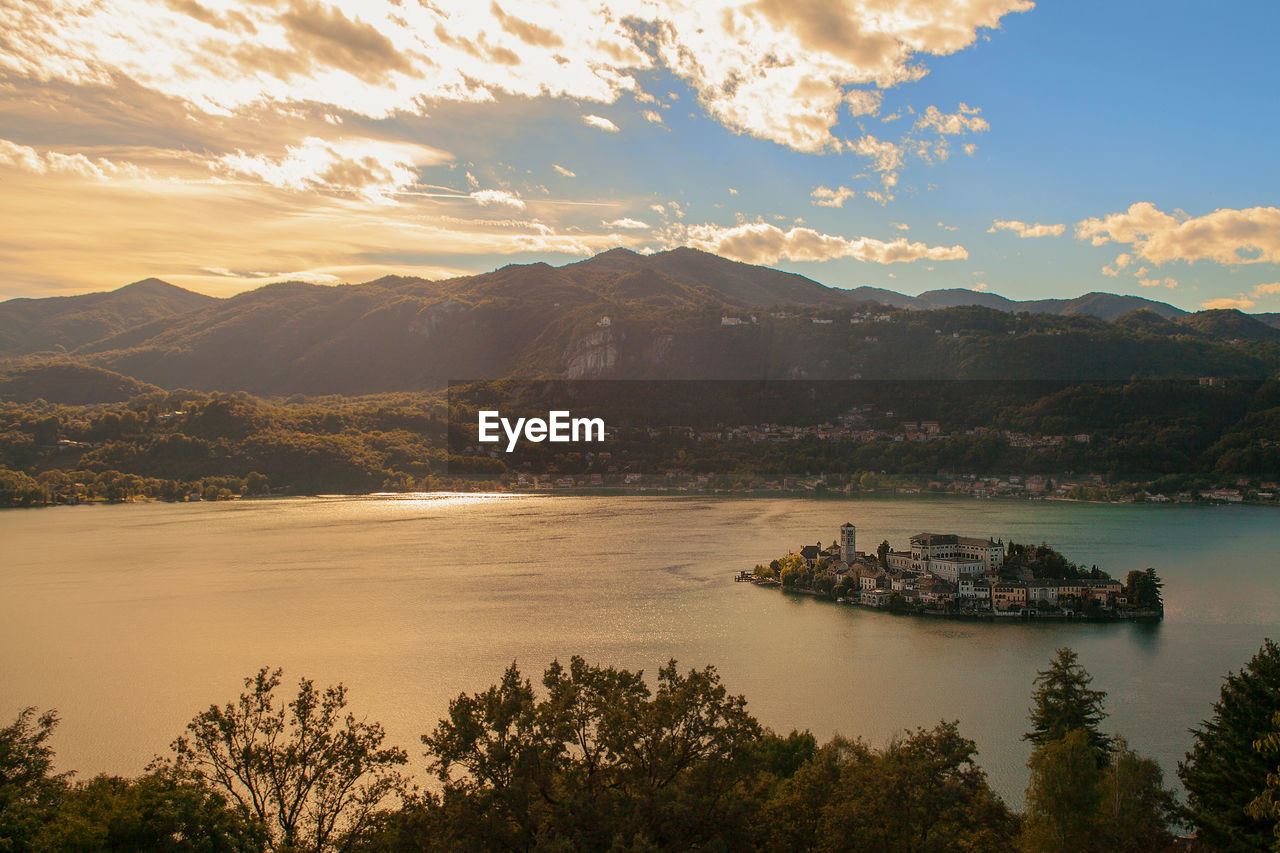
[743,523,1162,620]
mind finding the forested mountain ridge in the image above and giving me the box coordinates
[0,248,1276,396]
[0,278,216,357]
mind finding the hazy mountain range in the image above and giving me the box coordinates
[2,248,1278,399]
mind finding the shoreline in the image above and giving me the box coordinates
[740,575,1165,624]
[4,485,1273,511]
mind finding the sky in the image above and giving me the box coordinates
[1,0,1278,311]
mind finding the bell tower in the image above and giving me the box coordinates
[840,522,856,562]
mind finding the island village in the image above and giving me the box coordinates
[741,523,1162,620]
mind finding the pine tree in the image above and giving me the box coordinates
[1025,647,1110,757]
[1179,638,1280,852]
[1134,568,1164,611]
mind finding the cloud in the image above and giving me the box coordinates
[915,103,990,135]
[669,0,1032,152]
[469,188,525,209]
[1201,296,1256,310]
[673,221,967,265]
[1075,202,1280,265]
[963,143,976,156]
[0,162,639,298]
[641,109,663,124]
[890,221,909,231]
[219,136,448,202]
[937,221,957,231]
[810,185,858,208]
[988,219,1066,238]
[849,134,904,193]
[1138,277,1177,289]
[605,217,649,230]
[0,0,1032,159]
[0,138,145,180]
[552,164,576,178]
[1101,252,1132,276]
[974,282,988,290]
[582,114,620,132]
[845,89,883,117]
[1254,282,1280,296]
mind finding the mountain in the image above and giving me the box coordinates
[0,362,160,404]
[0,278,216,356]
[914,288,1019,312]
[1113,309,1180,335]
[914,289,1186,321]
[2,250,1278,395]
[1257,313,1280,330]
[1176,309,1280,342]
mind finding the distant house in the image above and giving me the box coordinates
[862,588,893,607]
[992,581,1027,611]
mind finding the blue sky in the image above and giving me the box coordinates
[0,0,1277,311]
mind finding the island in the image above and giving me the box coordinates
[740,522,1165,621]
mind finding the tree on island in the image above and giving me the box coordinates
[877,540,891,569]
[1025,648,1110,757]
[1125,568,1164,612]
[1179,638,1280,852]
[776,554,807,589]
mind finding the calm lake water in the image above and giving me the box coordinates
[2,494,1278,806]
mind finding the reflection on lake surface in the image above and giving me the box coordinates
[2,494,1278,805]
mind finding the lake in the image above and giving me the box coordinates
[2,494,1277,806]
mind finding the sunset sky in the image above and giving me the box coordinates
[2,0,1278,311]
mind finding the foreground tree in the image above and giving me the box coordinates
[1022,729,1105,853]
[0,708,69,852]
[807,723,1017,853]
[1095,737,1178,853]
[33,770,267,853]
[169,667,408,853]
[1024,647,1110,757]
[1246,711,1280,850]
[1179,638,1280,852]
[1022,649,1176,853]
[416,657,763,850]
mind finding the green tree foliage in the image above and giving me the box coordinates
[1022,729,1105,853]
[1096,737,1178,853]
[776,553,808,589]
[0,708,70,852]
[1129,568,1164,611]
[32,770,267,853]
[1025,648,1110,756]
[1180,639,1280,852]
[1246,711,1280,850]
[877,539,891,568]
[758,725,1016,852]
[169,667,408,853]
[417,657,762,851]
[1022,648,1176,853]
